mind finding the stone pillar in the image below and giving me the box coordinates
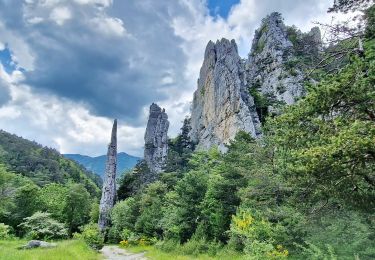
[144,103,169,179]
[98,119,117,232]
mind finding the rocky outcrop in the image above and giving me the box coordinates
[190,12,321,150]
[247,12,321,105]
[98,119,117,232]
[144,103,169,175]
[190,39,261,151]
[19,240,57,249]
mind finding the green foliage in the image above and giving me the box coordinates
[18,211,67,239]
[110,197,140,242]
[38,183,68,221]
[165,118,195,173]
[135,181,167,238]
[0,130,101,196]
[298,209,375,259]
[89,201,99,223]
[229,208,288,258]
[286,26,299,46]
[268,43,375,209]
[0,223,12,239]
[0,165,39,229]
[80,223,104,250]
[64,184,92,235]
[117,160,150,200]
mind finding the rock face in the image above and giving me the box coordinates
[190,39,261,151]
[190,12,321,150]
[98,119,117,232]
[144,103,169,176]
[246,12,320,105]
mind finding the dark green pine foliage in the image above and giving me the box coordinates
[165,117,195,172]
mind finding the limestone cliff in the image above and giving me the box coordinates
[190,39,261,151]
[144,103,169,175]
[98,119,117,232]
[246,12,321,105]
[190,12,321,150]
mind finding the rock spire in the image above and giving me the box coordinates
[190,38,261,151]
[98,119,117,232]
[144,103,169,177]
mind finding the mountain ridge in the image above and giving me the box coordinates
[64,152,140,178]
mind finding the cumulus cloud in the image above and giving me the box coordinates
[50,6,72,25]
[0,0,347,156]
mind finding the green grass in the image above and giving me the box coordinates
[126,245,245,260]
[0,239,101,260]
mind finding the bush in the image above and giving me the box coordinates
[0,223,12,239]
[18,212,67,239]
[80,223,104,250]
[229,208,289,259]
[155,239,180,253]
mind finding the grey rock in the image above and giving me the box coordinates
[247,12,305,105]
[144,103,169,177]
[190,38,261,150]
[189,12,321,150]
[98,119,117,232]
[19,240,57,249]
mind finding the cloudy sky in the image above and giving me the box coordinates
[0,0,341,157]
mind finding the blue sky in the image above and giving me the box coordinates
[0,47,18,74]
[208,0,240,18]
[0,0,338,156]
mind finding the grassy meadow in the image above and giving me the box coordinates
[0,239,100,260]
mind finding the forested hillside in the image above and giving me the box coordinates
[0,130,101,195]
[0,130,102,238]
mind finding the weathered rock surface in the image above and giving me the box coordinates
[144,103,169,176]
[190,39,261,151]
[247,12,321,105]
[190,12,321,150]
[19,240,57,249]
[98,119,117,232]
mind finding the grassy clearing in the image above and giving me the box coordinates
[0,239,101,260]
[126,245,246,260]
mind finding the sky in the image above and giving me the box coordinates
[0,0,344,157]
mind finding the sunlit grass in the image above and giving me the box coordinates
[0,239,101,260]
[126,245,245,260]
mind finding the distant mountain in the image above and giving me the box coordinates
[0,130,102,196]
[64,152,140,178]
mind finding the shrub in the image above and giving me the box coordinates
[229,208,288,259]
[0,223,12,239]
[155,239,180,253]
[18,212,67,239]
[80,223,104,250]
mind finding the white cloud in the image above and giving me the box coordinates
[50,6,72,25]
[90,16,127,37]
[0,66,144,156]
[0,41,4,51]
[26,16,44,24]
[73,0,112,8]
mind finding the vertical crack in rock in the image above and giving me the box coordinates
[98,119,117,233]
[144,103,169,179]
